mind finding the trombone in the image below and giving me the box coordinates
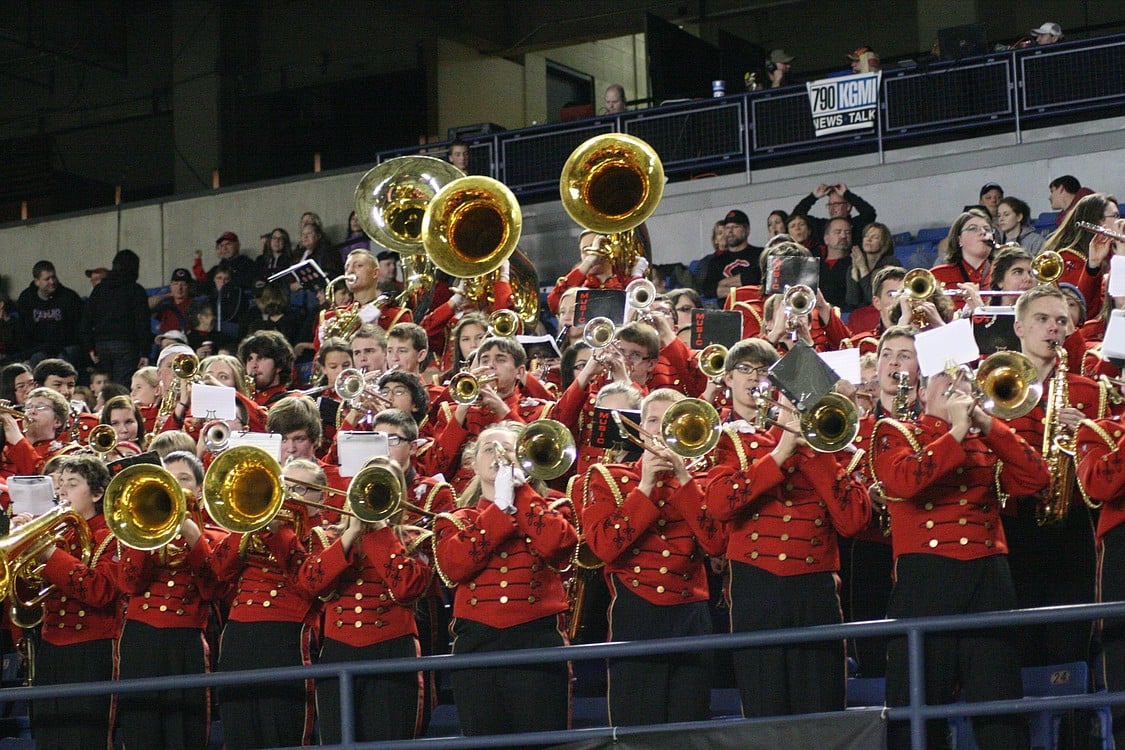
[698,344,729,380]
[612,398,722,459]
[942,350,1041,420]
[753,389,860,453]
[88,424,119,455]
[515,420,577,481]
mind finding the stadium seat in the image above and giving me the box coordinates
[847,677,885,708]
[710,688,742,718]
[914,227,950,244]
[892,232,913,245]
[1021,661,1093,750]
[1035,212,1059,230]
[894,242,937,270]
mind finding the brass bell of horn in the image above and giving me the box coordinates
[559,133,664,235]
[88,424,119,455]
[660,398,721,459]
[515,419,577,481]
[801,393,860,453]
[698,344,729,380]
[103,464,188,551]
[354,155,465,255]
[975,350,1042,420]
[202,446,286,534]
[421,175,523,279]
[1031,251,1064,284]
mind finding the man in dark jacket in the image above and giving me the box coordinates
[80,249,152,385]
[16,260,85,368]
[791,182,878,240]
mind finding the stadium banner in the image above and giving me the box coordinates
[806,72,882,137]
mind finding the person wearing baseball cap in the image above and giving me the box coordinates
[696,208,764,299]
[85,267,109,287]
[1030,22,1063,45]
[847,46,880,74]
[764,49,794,88]
[152,268,195,338]
[191,229,258,294]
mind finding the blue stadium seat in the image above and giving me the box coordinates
[847,677,886,708]
[914,227,950,244]
[0,739,34,749]
[710,688,742,718]
[894,242,937,270]
[1035,211,1059,229]
[892,232,914,245]
[1021,661,1094,750]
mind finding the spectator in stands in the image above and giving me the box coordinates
[699,209,765,299]
[194,231,258,293]
[295,220,345,280]
[184,300,219,354]
[766,210,789,240]
[16,260,84,368]
[0,297,16,364]
[791,182,877,241]
[85,267,108,289]
[978,182,1004,224]
[996,196,1045,254]
[1030,22,1063,46]
[339,212,369,259]
[765,49,793,88]
[447,140,471,171]
[256,227,294,276]
[150,268,195,335]
[244,282,305,344]
[847,46,881,73]
[821,217,854,310]
[1049,175,1095,227]
[81,249,152,386]
[603,84,627,114]
[787,213,820,252]
[375,250,401,292]
[846,222,897,311]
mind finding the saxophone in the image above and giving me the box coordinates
[1037,343,1076,526]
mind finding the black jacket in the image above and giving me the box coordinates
[15,283,84,349]
[80,270,152,351]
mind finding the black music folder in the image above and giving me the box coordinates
[573,289,626,326]
[763,256,819,297]
[688,309,742,349]
[767,342,839,411]
[971,306,1020,356]
[590,407,644,461]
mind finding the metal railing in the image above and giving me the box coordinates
[3,600,1125,749]
[373,34,1124,203]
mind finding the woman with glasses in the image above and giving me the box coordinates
[0,362,33,407]
[1042,192,1121,319]
[932,208,996,312]
[664,288,702,339]
[256,227,293,276]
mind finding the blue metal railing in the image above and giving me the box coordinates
[374,34,1124,204]
[4,600,1125,749]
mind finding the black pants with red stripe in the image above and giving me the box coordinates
[117,621,209,750]
[317,635,422,743]
[606,579,712,727]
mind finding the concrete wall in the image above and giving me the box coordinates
[1,115,1120,299]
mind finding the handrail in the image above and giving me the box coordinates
[4,600,1125,749]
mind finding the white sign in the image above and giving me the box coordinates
[337,431,390,478]
[806,72,881,137]
[915,319,980,378]
[819,348,861,384]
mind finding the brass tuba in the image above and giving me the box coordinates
[516,419,577,481]
[202,445,286,534]
[559,133,663,277]
[422,175,522,279]
[103,464,188,550]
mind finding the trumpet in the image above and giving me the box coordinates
[1077,220,1125,242]
[0,402,24,420]
[172,353,200,380]
[88,424,118,454]
[625,278,656,311]
[582,317,617,350]
[782,284,815,340]
[201,420,231,452]
[487,309,523,338]
[698,344,729,380]
[448,371,498,405]
[1031,250,1064,284]
[334,368,393,414]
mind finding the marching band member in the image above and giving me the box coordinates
[583,389,725,726]
[703,343,869,717]
[2,388,75,483]
[23,455,120,750]
[870,367,1048,749]
[932,209,995,311]
[98,395,146,454]
[116,451,222,749]
[238,330,297,408]
[129,366,161,434]
[295,456,431,742]
[433,421,577,738]
[33,358,98,446]
[1042,192,1121,318]
[1075,391,1125,747]
[547,231,646,315]
[842,266,906,353]
[209,457,327,749]
[1005,285,1103,672]
[267,396,347,522]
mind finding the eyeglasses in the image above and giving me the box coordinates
[384,435,406,447]
[24,404,54,413]
[620,351,655,364]
[960,224,992,234]
[285,484,319,497]
[1105,211,1121,219]
[383,388,411,399]
[733,363,769,377]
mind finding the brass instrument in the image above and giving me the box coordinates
[582,317,616,350]
[891,371,912,420]
[515,419,576,481]
[0,504,92,606]
[782,284,815,340]
[334,368,393,418]
[1077,220,1125,242]
[613,398,721,459]
[201,420,231,452]
[448,371,498,405]
[901,268,937,327]
[88,424,118,455]
[321,273,363,340]
[699,344,729,380]
[0,402,24,420]
[1031,250,1064,284]
[559,133,664,277]
[1038,343,1076,526]
[422,175,525,316]
[203,446,287,534]
[173,353,200,380]
[103,464,188,550]
[354,155,465,318]
[293,461,435,525]
[943,351,1041,420]
[755,392,860,453]
[488,309,522,338]
[625,277,656,311]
